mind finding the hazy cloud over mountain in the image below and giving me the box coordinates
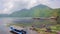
[0,0,60,14]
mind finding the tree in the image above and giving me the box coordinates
[57,9,60,24]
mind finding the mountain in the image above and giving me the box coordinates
[9,9,32,17]
[9,4,53,17]
[30,4,53,17]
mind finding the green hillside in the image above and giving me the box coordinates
[10,4,53,17]
[30,4,53,17]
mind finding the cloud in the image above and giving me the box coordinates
[3,2,13,14]
[0,0,14,14]
[0,0,60,14]
[38,0,60,8]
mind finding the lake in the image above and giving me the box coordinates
[0,17,56,27]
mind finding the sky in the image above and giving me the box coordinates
[0,0,60,14]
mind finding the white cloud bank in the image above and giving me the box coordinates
[0,0,60,14]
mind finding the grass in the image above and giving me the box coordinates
[32,24,60,34]
[50,24,60,32]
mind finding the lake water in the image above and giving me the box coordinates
[0,17,56,27]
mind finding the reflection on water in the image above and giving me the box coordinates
[0,17,56,26]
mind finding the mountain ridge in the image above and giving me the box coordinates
[0,4,60,17]
[9,4,53,17]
